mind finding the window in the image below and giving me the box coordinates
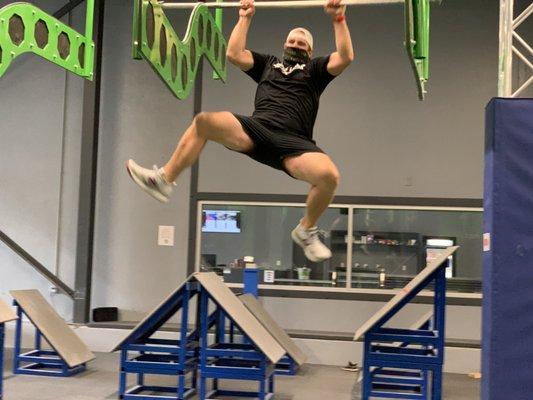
[197,202,483,294]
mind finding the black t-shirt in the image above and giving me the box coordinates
[244,51,336,140]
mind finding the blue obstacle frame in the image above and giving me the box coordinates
[118,281,200,400]
[361,262,448,400]
[197,286,276,400]
[11,300,86,377]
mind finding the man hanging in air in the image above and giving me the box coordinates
[127,0,354,262]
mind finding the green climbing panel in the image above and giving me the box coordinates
[405,0,430,101]
[132,0,227,100]
[0,1,94,80]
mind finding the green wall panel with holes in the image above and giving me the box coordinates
[0,1,95,79]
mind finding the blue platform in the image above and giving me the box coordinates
[355,247,457,400]
[482,98,533,400]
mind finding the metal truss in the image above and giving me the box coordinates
[499,0,533,97]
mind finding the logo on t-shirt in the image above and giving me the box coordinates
[272,62,306,76]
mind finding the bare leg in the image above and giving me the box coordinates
[283,152,340,228]
[163,111,255,182]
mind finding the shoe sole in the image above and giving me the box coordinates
[291,228,332,263]
[126,160,169,203]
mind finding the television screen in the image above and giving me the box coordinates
[202,210,241,233]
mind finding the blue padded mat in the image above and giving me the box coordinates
[482,98,533,400]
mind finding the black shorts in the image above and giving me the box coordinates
[232,114,325,177]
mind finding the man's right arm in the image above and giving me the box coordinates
[226,0,255,71]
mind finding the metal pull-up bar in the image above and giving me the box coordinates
[159,0,412,9]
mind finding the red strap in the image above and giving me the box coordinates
[335,14,346,23]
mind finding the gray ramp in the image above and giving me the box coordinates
[0,299,17,324]
[240,294,307,366]
[354,246,459,341]
[195,272,285,364]
[10,290,95,367]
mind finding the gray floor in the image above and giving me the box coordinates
[2,352,480,399]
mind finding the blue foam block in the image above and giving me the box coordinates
[482,98,533,400]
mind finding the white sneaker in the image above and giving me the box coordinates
[291,224,332,262]
[126,159,174,203]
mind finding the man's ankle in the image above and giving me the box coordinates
[160,167,173,184]
[299,219,315,230]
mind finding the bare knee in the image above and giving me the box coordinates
[317,168,340,190]
[193,112,213,139]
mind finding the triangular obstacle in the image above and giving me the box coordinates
[114,272,286,400]
[1,299,17,400]
[354,247,458,400]
[10,290,94,377]
[115,277,200,400]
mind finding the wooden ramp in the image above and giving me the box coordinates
[240,293,307,366]
[10,290,95,367]
[0,299,17,324]
[195,272,286,364]
[354,246,459,341]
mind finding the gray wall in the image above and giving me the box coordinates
[0,0,86,319]
[0,0,196,322]
[199,0,499,198]
[90,0,194,321]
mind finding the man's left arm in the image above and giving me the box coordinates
[324,0,355,76]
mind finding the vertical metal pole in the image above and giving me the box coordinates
[434,267,446,353]
[346,207,354,289]
[34,328,42,351]
[216,311,226,343]
[13,305,22,373]
[0,323,4,398]
[119,349,127,396]
[199,288,209,400]
[74,0,105,323]
[362,339,371,400]
[180,286,191,364]
[498,0,514,96]
[137,352,145,386]
[187,61,203,276]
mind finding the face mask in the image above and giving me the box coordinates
[283,46,310,65]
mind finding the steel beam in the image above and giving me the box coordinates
[73,0,105,323]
